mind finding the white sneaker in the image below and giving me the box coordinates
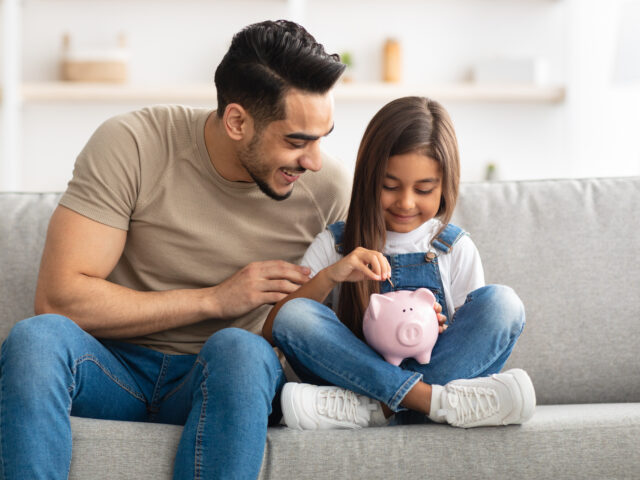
[281,383,387,430]
[434,369,536,428]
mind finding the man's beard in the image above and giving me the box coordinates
[238,134,293,202]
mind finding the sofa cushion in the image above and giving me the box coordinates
[68,404,640,479]
[69,417,180,479]
[261,404,640,479]
[452,177,640,405]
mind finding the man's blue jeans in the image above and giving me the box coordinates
[0,315,285,479]
[272,285,525,420]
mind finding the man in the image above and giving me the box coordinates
[0,20,350,479]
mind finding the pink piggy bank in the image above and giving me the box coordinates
[363,288,439,366]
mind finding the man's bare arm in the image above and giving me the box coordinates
[35,206,310,339]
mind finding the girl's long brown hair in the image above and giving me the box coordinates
[337,96,460,338]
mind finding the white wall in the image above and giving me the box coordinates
[1,0,639,191]
[565,0,640,178]
[302,0,570,181]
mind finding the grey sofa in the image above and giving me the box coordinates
[1,176,639,479]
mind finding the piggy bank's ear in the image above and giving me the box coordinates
[368,293,394,318]
[413,288,436,306]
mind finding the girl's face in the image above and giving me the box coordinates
[380,151,442,233]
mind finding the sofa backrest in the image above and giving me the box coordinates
[1,177,639,405]
[452,177,640,405]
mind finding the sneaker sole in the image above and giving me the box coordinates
[503,368,536,423]
[281,382,305,430]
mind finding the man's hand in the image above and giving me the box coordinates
[208,260,311,320]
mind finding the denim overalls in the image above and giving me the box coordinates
[327,220,467,321]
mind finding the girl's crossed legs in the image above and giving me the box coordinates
[272,284,536,429]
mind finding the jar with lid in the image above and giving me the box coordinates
[383,38,402,83]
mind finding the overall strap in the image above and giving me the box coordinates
[431,223,467,254]
[327,221,346,254]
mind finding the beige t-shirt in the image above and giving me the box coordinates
[60,105,351,354]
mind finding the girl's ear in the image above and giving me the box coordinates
[222,103,253,141]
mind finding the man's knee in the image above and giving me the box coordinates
[3,314,80,356]
[1,314,81,394]
[200,328,281,376]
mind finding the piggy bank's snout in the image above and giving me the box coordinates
[396,321,424,347]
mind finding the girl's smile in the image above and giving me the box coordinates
[380,151,442,233]
[387,211,419,222]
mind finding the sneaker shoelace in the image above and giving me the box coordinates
[316,388,365,426]
[438,385,500,426]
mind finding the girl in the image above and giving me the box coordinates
[263,96,535,429]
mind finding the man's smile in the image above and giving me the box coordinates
[279,167,306,183]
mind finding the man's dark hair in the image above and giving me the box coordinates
[214,20,345,126]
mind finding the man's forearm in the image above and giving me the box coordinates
[35,273,219,339]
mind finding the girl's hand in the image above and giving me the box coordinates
[325,247,391,284]
[434,301,448,333]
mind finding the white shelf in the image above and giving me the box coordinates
[19,83,218,102]
[0,81,566,104]
[334,82,565,103]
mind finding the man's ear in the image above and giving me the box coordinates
[222,103,254,141]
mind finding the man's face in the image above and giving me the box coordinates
[238,89,335,201]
